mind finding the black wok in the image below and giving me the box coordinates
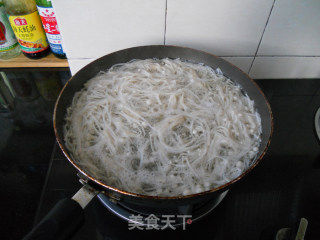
[24,45,273,240]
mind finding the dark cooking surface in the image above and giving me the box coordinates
[0,97,56,240]
[1,79,320,240]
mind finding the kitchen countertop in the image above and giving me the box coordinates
[1,79,320,240]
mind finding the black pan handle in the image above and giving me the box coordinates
[23,198,84,240]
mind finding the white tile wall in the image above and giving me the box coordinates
[166,0,274,56]
[68,59,96,75]
[52,0,166,59]
[221,57,253,74]
[257,0,320,56]
[250,57,320,79]
[53,0,320,78]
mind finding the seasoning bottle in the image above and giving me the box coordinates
[0,0,21,59]
[35,0,66,59]
[3,0,50,59]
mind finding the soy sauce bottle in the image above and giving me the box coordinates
[36,0,66,59]
[3,0,50,59]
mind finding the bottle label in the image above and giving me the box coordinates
[9,11,49,54]
[0,6,19,52]
[37,6,64,55]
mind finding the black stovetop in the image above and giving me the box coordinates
[1,79,320,240]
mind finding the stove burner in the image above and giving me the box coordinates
[97,190,228,229]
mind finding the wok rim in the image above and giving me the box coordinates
[54,45,273,200]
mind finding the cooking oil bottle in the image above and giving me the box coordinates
[3,0,50,59]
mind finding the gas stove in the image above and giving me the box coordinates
[34,79,320,240]
[96,189,228,230]
[35,145,319,240]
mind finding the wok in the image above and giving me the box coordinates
[24,45,273,240]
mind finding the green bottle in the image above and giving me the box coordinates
[0,0,21,59]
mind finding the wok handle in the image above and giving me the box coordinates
[23,198,84,240]
[23,185,98,240]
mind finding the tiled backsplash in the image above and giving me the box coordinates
[166,0,274,56]
[53,0,320,79]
